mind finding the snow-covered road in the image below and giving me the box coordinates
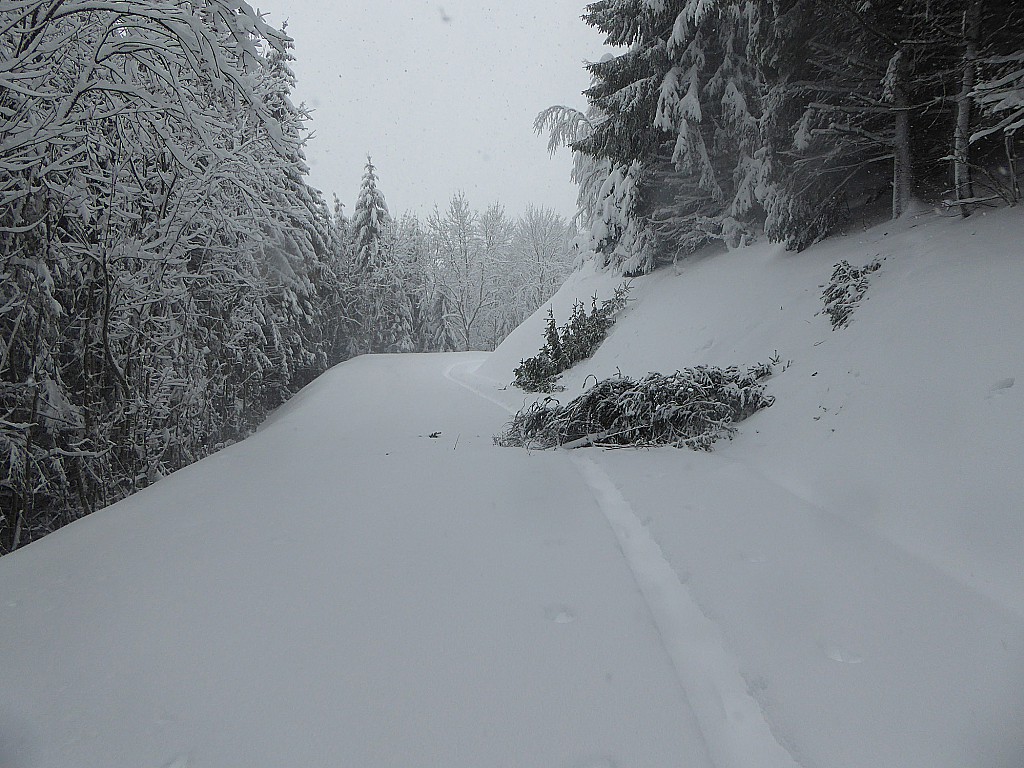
[1,353,715,768]
[3,349,1022,768]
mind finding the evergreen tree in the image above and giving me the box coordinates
[550,0,1024,263]
[420,289,460,353]
[370,228,416,353]
[573,0,766,272]
[971,4,1024,205]
[650,1,765,251]
[351,156,392,274]
[759,0,1023,246]
[346,158,417,353]
[975,53,1024,141]
[534,93,613,236]
[332,195,351,247]
[573,2,666,273]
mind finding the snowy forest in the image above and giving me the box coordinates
[548,0,1024,274]
[4,3,1024,765]
[0,1,572,552]
[2,0,1023,552]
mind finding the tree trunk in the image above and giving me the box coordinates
[954,0,982,217]
[893,84,913,219]
[1007,133,1021,204]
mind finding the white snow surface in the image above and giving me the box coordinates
[3,208,1024,767]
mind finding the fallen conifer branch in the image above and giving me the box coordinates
[495,363,775,451]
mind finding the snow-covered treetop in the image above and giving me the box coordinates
[351,155,393,273]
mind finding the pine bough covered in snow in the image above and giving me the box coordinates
[497,363,775,451]
[821,259,883,330]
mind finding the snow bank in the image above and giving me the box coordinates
[478,207,1024,768]
[487,208,1024,614]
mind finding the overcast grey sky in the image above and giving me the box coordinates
[261,1,607,220]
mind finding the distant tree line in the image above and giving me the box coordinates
[0,2,572,552]
[335,157,574,355]
[541,0,1024,275]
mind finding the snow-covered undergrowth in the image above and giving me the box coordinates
[511,283,631,392]
[1,207,1021,768]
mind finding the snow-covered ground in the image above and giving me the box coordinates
[2,208,1023,767]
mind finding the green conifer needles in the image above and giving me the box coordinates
[498,363,774,451]
[512,283,631,392]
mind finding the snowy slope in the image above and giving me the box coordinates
[482,208,1024,610]
[2,208,1023,768]
[477,206,1024,768]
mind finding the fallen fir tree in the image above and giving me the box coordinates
[496,363,775,451]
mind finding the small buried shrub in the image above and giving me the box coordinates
[496,363,775,451]
[822,258,882,330]
[513,283,631,392]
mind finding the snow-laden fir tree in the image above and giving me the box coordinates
[572,4,665,275]
[370,229,416,354]
[757,1,940,244]
[759,0,1024,245]
[558,0,1024,261]
[975,53,1024,143]
[570,0,766,273]
[648,0,765,253]
[332,195,351,248]
[534,103,611,234]
[971,5,1024,204]
[345,158,416,353]
[351,156,392,274]
[386,214,444,352]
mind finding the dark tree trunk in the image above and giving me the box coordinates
[954,0,983,216]
[893,83,913,219]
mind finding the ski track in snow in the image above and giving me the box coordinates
[443,359,519,412]
[446,359,804,768]
[569,455,804,768]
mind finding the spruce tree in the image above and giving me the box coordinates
[970,3,1024,204]
[351,156,392,274]
[573,2,665,274]
[346,158,417,353]
[332,195,351,247]
[574,1,766,273]
[758,0,1023,245]
[553,0,1024,263]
